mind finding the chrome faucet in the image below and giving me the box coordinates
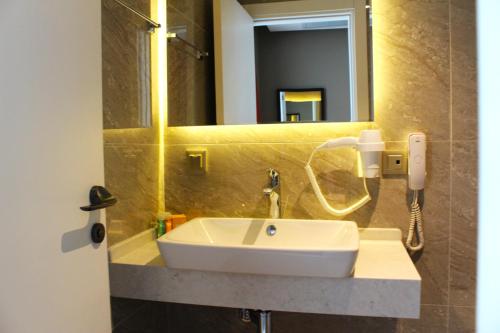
[263,168,281,218]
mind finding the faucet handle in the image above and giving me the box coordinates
[268,168,279,177]
[267,168,280,189]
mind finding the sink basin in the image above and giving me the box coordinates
[157,218,359,278]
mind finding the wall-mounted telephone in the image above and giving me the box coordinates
[406,133,426,252]
[409,133,427,190]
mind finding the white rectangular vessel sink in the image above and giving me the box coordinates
[157,218,359,278]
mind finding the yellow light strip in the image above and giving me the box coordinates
[284,91,322,102]
[152,0,167,213]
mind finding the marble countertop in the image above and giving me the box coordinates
[108,228,421,319]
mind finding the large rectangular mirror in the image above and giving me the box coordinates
[167,0,373,126]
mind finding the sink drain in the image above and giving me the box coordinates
[266,225,277,236]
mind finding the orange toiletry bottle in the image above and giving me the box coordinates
[165,219,173,233]
[171,214,187,229]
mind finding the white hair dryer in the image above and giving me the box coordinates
[305,130,385,216]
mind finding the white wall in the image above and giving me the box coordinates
[214,0,257,125]
[255,27,351,123]
[477,0,500,332]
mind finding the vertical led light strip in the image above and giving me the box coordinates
[151,0,167,213]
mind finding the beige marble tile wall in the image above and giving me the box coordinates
[164,0,478,332]
[102,0,215,246]
[102,0,160,246]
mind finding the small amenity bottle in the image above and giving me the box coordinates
[156,212,171,238]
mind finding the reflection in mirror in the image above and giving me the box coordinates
[256,15,352,123]
[102,0,153,129]
[167,0,373,127]
[278,89,325,123]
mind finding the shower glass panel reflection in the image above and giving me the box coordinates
[102,0,153,129]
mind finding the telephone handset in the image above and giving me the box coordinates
[406,133,426,252]
[409,133,427,190]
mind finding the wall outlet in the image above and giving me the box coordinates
[382,151,407,175]
[186,148,208,172]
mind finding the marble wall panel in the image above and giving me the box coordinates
[271,311,399,333]
[167,0,215,126]
[372,0,450,142]
[111,297,148,330]
[400,305,449,333]
[169,0,213,32]
[449,306,475,333]
[165,143,367,219]
[449,0,478,325]
[450,141,477,307]
[102,0,153,129]
[112,300,257,333]
[105,144,159,246]
[451,0,477,141]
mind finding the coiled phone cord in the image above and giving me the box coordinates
[406,190,424,252]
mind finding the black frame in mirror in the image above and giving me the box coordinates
[277,88,326,123]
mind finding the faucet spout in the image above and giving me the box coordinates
[268,191,280,219]
[264,168,281,218]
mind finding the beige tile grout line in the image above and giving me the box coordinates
[447,0,453,331]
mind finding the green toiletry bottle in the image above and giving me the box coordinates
[156,212,171,238]
[157,219,165,238]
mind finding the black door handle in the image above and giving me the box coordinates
[80,186,117,212]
